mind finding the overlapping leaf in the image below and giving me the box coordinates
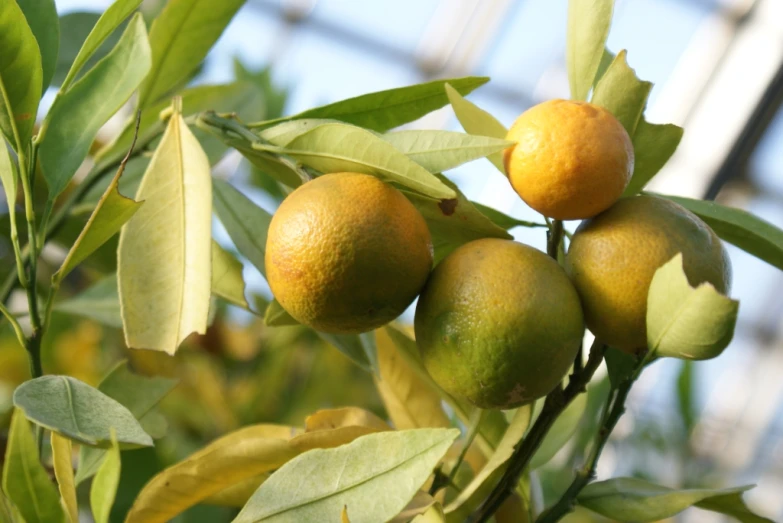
[17,0,59,90]
[383,130,512,173]
[212,241,251,311]
[90,432,121,523]
[51,433,79,523]
[567,0,614,101]
[118,105,212,354]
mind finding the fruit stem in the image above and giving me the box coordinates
[469,340,607,523]
[547,219,564,260]
[535,352,649,523]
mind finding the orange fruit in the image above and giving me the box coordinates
[265,172,433,334]
[504,99,634,220]
[564,194,732,353]
[414,238,584,409]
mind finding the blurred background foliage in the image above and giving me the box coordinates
[2,0,782,522]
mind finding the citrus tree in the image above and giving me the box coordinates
[1,0,782,522]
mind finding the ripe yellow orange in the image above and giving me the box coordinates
[504,99,634,220]
[414,238,584,410]
[265,172,433,334]
[564,194,732,353]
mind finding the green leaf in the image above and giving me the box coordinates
[591,50,651,136]
[139,0,245,107]
[234,58,288,120]
[257,119,338,147]
[471,202,546,231]
[233,428,460,523]
[38,13,151,199]
[212,241,251,311]
[530,392,587,469]
[257,77,489,132]
[577,478,768,523]
[604,347,638,388]
[51,433,79,523]
[0,487,21,523]
[213,178,271,277]
[567,0,614,101]
[56,160,143,280]
[444,83,507,173]
[55,274,122,327]
[2,410,64,523]
[662,195,783,272]
[59,0,143,90]
[383,130,512,173]
[13,376,153,448]
[91,432,121,523]
[623,121,683,196]
[267,122,455,199]
[0,138,17,231]
[592,48,616,88]
[444,408,532,522]
[52,12,122,88]
[647,254,739,360]
[318,332,374,372]
[401,175,511,263]
[118,104,213,355]
[17,0,59,90]
[126,425,303,523]
[99,81,264,167]
[76,361,177,485]
[264,299,299,327]
[695,489,775,523]
[0,0,42,147]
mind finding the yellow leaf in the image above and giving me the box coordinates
[412,502,446,522]
[124,425,301,523]
[390,491,436,522]
[304,407,390,432]
[118,99,212,354]
[203,474,269,507]
[291,426,381,452]
[50,433,78,523]
[91,430,121,523]
[211,240,250,311]
[341,505,351,523]
[375,328,450,430]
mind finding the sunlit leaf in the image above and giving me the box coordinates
[444,83,507,172]
[695,488,775,523]
[577,478,768,523]
[125,425,302,523]
[139,0,244,107]
[0,138,17,234]
[304,407,390,432]
[118,103,212,354]
[257,119,338,147]
[567,0,614,101]
[0,0,42,147]
[412,503,446,522]
[55,274,121,328]
[56,158,142,280]
[59,0,143,90]
[17,0,59,90]
[647,254,738,360]
[13,376,152,448]
[401,175,511,263]
[233,428,460,523]
[213,178,271,277]
[530,393,587,469]
[383,130,512,173]
[390,492,436,523]
[375,328,451,430]
[212,241,250,311]
[591,50,651,136]
[268,122,456,199]
[662,195,783,272]
[51,433,79,523]
[2,410,65,523]
[90,431,121,523]
[255,77,489,132]
[445,408,532,522]
[38,13,151,199]
[623,121,683,196]
[204,475,270,508]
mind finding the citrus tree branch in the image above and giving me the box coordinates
[547,219,564,259]
[536,354,647,523]
[469,340,608,523]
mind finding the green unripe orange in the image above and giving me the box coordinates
[414,238,584,409]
